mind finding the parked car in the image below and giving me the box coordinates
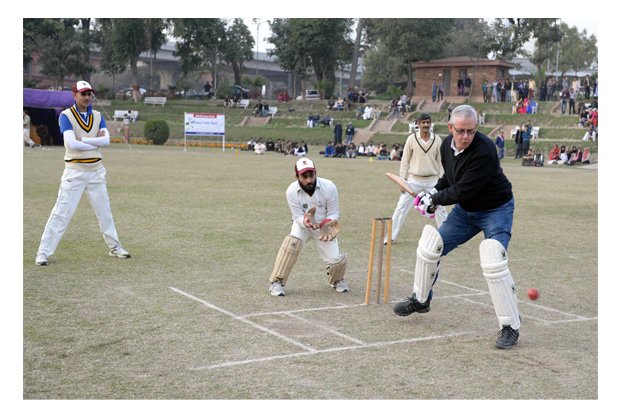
[296,89,321,101]
[116,87,146,100]
[229,85,250,100]
[305,89,320,100]
[183,89,214,99]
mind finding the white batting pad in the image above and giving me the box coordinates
[480,239,521,329]
[413,225,443,302]
[270,235,303,285]
[326,254,347,285]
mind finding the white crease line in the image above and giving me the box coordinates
[399,268,597,321]
[169,287,317,353]
[285,312,366,345]
[240,303,365,319]
[190,330,472,371]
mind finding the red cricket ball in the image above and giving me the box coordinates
[527,288,540,301]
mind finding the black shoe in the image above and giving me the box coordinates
[495,325,519,349]
[393,294,430,316]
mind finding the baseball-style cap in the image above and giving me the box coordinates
[72,80,94,93]
[295,158,316,175]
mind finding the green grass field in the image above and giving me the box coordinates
[22,144,598,401]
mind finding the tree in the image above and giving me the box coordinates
[558,23,598,77]
[23,18,93,88]
[442,19,492,59]
[95,19,161,85]
[267,18,353,98]
[365,19,454,95]
[172,18,225,89]
[221,19,255,86]
[361,43,405,93]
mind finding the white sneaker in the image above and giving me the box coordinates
[269,281,285,297]
[109,246,131,258]
[35,253,48,266]
[333,279,350,293]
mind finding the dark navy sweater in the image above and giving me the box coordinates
[432,131,513,212]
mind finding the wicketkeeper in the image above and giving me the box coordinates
[269,158,348,296]
[393,105,522,349]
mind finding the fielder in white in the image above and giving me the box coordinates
[386,113,447,244]
[23,110,35,148]
[269,158,348,296]
[35,81,131,266]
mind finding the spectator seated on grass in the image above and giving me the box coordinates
[581,147,592,164]
[377,144,390,160]
[334,143,347,158]
[324,142,335,157]
[533,149,544,167]
[522,148,534,166]
[566,146,582,166]
[320,115,332,127]
[548,144,560,165]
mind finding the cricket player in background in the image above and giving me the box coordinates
[35,81,131,266]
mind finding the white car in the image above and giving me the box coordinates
[305,89,320,100]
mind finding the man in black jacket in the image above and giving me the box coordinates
[393,105,521,349]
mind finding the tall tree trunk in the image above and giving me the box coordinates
[349,18,364,90]
[80,18,91,81]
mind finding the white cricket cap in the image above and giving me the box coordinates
[73,80,94,93]
[295,158,316,175]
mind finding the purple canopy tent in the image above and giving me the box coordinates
[23,88,75,145]
[23,88,74,109]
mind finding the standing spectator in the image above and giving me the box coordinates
[333,121,343,145]
[23,109,35,148]
[386,113,447,244]
[437,78,445,102]
[583,76,591,100]
[345,122,355,145]
[457,77,464,96]
[394,104,522,350]
[464,76,472,96]
[495,130,505,159]
[482,80,488,102]
[431,79,437,103]
[122,109,132,144]
[569,88,576,115]
[528,78,536,101]
[522,124,532,156]
[561,88,570,114]
[34,81,131,266]
[514,125,524,159]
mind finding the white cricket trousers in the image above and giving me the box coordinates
[37,167,122,256]
[389,178,448,242]
[289,222,342,265]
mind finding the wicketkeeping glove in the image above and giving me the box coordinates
[414,188,438,218]
[319,219,340,242]
[304,207,319,229]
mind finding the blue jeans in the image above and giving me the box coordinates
[438,197,514,256]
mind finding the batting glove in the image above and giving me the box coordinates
[414,188,438,218]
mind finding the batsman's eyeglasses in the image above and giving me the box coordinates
[451,125,477,137]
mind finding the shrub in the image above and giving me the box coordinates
[144,120,169,145]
